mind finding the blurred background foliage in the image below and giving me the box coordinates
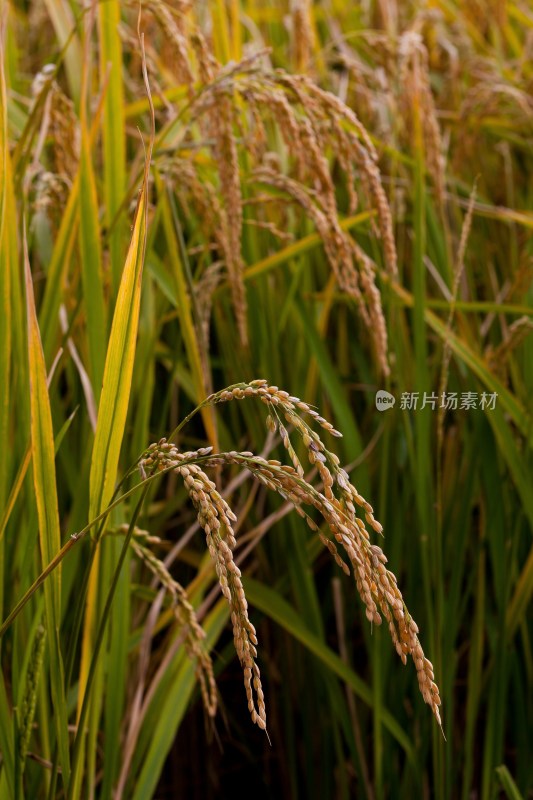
[0,0,532,798]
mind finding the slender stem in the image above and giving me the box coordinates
[0,458,196,638]
[167,400,209,444]
[0,537,78,638]
[167,382,247,443]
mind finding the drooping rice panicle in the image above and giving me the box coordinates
[139,381,443,730]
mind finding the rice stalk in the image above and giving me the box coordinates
[139,380,444,732]
[144,18,397,370]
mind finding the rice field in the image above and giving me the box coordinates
[0,1,532,798]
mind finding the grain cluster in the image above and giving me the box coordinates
[139,381,443,732]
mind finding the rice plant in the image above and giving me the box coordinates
[1,1,531,798]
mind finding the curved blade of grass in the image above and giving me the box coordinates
[24,227,71,789]
[495,765,525,800]
[422,299,532,316]
[243,576,415,762]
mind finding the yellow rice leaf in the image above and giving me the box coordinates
[88,146,151,523]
